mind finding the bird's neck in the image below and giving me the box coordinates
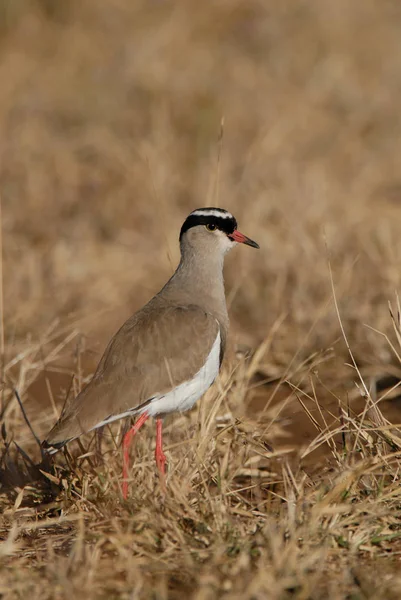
[160,248,228,325]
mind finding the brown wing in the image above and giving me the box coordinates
[45,300,221,445]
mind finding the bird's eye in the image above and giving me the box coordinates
[205,224,217,232]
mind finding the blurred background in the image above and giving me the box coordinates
[2,0,401,425]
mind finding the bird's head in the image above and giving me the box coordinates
[179,207,259,257]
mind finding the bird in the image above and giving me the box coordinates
[42,207,259,498]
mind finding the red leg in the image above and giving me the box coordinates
[122,412,149,499]
[155,418,167,489]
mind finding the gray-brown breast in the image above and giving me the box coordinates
[45,298,226,445]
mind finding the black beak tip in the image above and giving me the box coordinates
[245,238,260,249]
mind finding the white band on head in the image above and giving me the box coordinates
[190,209,234,220]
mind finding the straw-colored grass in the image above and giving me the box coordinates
[1,0,401,597]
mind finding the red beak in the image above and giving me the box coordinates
[228,229,260,249]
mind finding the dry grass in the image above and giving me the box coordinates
[1,0,401,597]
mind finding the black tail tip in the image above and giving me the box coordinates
[41,439,65,455]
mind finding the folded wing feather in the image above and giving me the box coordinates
[45,300,222,446]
